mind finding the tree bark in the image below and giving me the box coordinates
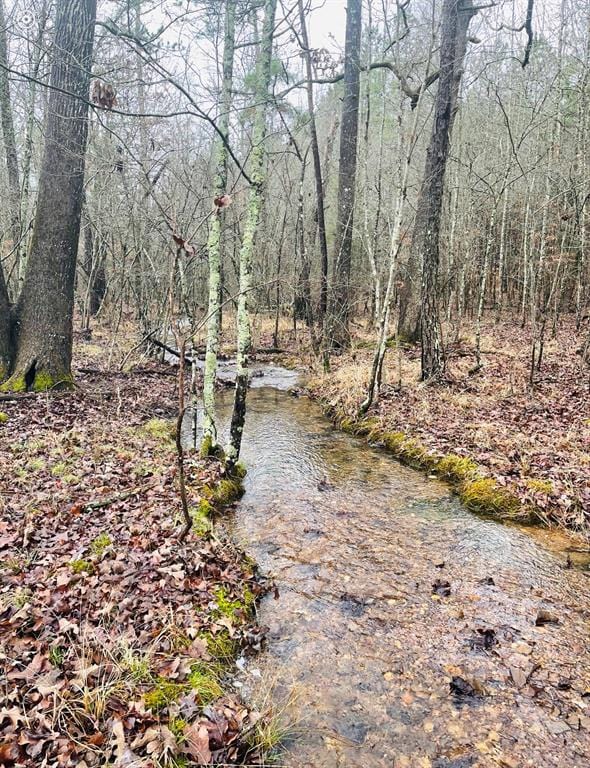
[226,0,277,468]
[420,0,476,380]
[298,0,329,330]
[327,0,362,349]
[0,265,10,380]
[1,0,97,392]
[202,0,236,457]
[0,0,22,280]
[399,0,475,348]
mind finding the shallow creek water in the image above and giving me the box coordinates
[187,365,590,767]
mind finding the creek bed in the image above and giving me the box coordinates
[186,365,590,767]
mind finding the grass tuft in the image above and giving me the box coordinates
[459,478,521,517]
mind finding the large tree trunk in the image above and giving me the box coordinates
[398,0,475,347]
[226,0,277,468]
[202,0,236,457]
[419,0,476,380]
[327,0,362,349]
[1,0,97,392]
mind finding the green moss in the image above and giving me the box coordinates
[191,500,213,536]
[398,437,436,468]
[353,417,379,437]
[70,558,94,575]
[90,533,112,557]
[242,585,256,610]
[382,431,407,452]
[203,476,244,509]
[27,458,45,472]
[168,717,187,741]
[525,478,554,494]
[380,431,436,468]
[213,586,243,621]
[141,418,176,442]
[459,478,520,518]
[436,454,479,483]
[51,461,69,477]
[144,678,186,712]
[0,412,8,424]
[0,374,26,393]
[200,434,226,460]
[340,417,355,434]
[12,587,32,607]
[187,664,223,705]
[32,370,74,392]
[234,461,247,479]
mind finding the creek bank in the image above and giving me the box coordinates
[302,320,590,537]
[0,348,270,766]
[313,396,532,522]
[217,379,590,767]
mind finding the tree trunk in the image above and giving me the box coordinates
[226,0,277,468]
[1,0,97,392]
[327,0,362,349]
[0,0,22,281]
[399,0,475,347]
[202,0,236,457]
[298,0,329,331]
[0,266,10,380]
[418,0,476,380]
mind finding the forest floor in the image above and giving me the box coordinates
[0,331,271,767]
[301,316,590,537]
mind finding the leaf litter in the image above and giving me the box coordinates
[0,360,269,766]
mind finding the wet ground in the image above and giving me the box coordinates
[190,365,590,767]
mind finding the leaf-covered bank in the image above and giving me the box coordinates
[0,348,269,766]
[305,320,590,536]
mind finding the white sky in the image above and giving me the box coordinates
[307,0,347,54]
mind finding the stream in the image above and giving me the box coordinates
[187,364,590,767]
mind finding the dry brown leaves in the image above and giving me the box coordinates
[0,364,265,766]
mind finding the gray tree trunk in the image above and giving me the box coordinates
[327,0,362,349]
[226,0,277,468]
[0,0,22,280]
[298,0,329,329]
[1,0,97,392]
[202,0,236,457]
[399,0,475,348]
